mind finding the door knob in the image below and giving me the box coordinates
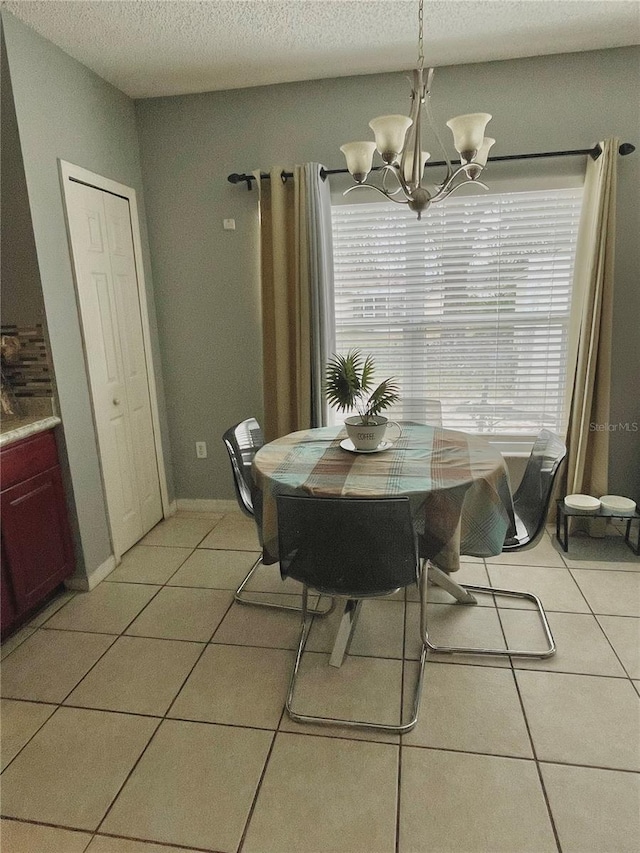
[113,398,121,406]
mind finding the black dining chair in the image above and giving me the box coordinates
[423,429,567,659]
[277,494,428,733]
[222,419,333,616]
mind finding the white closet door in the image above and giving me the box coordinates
[103,192,163,533]
[65,180,162,556]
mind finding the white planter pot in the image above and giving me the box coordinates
[344,416,390,451]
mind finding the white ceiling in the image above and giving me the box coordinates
[3,0,639,98]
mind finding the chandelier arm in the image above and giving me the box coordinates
[381,163,410,196]
[343,183,410,205]
[431,178,489,204]
[399,69,425,190]
[426,95,453,182]
[383,182,407,197]
[429,161,483,201]
[411,79,424,188]
[380,164,398,191]
[387,162,417,200]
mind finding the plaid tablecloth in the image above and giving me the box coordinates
[252,424,515,573]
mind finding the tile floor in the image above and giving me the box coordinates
[1,510,639,853]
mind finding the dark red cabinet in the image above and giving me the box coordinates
[1,429,75,637]
[1,540,18,631]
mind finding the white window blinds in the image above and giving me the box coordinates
[331,187,583,435]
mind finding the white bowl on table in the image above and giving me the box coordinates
[599,495,637,516]
[564,494,601,514]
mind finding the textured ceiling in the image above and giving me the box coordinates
[2,0,639,98]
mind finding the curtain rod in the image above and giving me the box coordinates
[227,142,635,190]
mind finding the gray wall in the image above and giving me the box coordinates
[136,46,640,503]
[1,11,174,581]
[1,29,45,327]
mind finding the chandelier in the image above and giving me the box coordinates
[339,0,495,219]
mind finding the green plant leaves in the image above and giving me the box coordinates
[324,349,399,420]
[364,378,400,417]
[360,354,375,393]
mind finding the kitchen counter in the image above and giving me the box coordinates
[0,399,60,447]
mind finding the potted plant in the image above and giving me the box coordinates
[324,350,400,450]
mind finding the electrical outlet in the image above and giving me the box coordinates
[195,441,207,459]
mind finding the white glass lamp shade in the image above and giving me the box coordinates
[403,150,431,183]
[475,136,495,167]
[368,115,413,162]
[340,141,377,182]
[446,113,492,158]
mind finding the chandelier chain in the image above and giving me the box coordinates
[417,0,425,71]
[339,0,493,219]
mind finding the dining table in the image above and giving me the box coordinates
[252,422,516,665]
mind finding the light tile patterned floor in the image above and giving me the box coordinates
[1,511,639,853]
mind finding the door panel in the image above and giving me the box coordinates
[65,179,162,556]
[104,193,163,532]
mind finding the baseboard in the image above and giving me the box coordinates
[166,499,178,517]
[65,554,117,592]
[64,500,233,591]
[176,498,238,514]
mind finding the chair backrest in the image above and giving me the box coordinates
[402,398,443,427]
[507,429,567,550]
[222,418,264,517]
[276,495,419,597]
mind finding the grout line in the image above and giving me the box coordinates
[505,667,638,683]
[196,543,262,552]
[0,590,78,660]
[0,816,223,853]
[162,598,238,721]
[0,626,121,774]
[3,530,638,850]
[574,586,638,685]
[0,703,58,776]
[535,758,640,775]
[564,563,638,689]
[94,829,225,853]
[108,543,198,586]
[0,628,37,662]
[395,591,408,853]
[92,718,162,835]
[0,816,94,842]
[503,628,563,853]
[236,730,280,853]
[27,589,78,628]
[487,577,562,850]
[1,549,234,790]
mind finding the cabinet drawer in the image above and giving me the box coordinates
[0,430,59,490]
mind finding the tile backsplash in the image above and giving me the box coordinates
[1,324,53,397]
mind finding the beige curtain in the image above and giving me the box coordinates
[255,165,334,442]
[564,138,619,497]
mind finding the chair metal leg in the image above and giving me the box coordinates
[427,564,478,605]
[329,598,363,668]
[285,580,428,734]
[423,561,556,659]
[234,555,336,617]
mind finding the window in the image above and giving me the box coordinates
[331,187,583,437]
